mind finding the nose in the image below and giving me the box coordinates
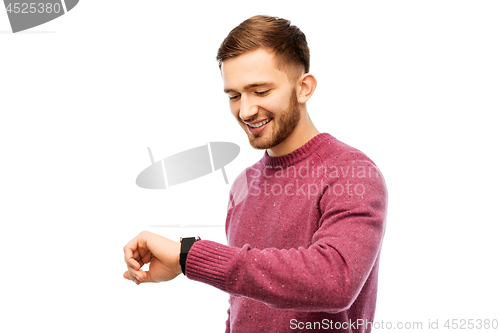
[239,95,259,122]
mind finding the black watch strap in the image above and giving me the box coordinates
[179,236,200,275]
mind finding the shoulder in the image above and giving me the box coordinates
[315,135,387,198]
[316,134,382,175]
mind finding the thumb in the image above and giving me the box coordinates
[138,270,160,283]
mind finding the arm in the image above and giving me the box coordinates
[186,159,388,312]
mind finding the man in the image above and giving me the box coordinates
[123,15,388,333]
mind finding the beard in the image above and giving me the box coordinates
[240,88,301,150]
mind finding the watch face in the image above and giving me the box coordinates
[181,237,198,253]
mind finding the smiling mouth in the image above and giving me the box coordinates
[247,118,271,128]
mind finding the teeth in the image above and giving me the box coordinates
[248,119,271,128]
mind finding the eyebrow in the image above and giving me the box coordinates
[224,81,274,94]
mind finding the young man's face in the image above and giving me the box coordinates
[222,48,301,150]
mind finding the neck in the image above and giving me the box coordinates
[267,111,320,157]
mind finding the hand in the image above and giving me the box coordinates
[123,231,182,285]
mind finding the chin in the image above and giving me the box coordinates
[248,138,271,150]
[246,129,278,150]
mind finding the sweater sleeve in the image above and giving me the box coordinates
[185,157,388,313]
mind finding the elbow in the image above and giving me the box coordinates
[321,288,357,313]
[268,286,358,313]
[317,269,361,313]
[270,271,360,312]
[328,289,358,313]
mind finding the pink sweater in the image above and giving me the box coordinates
[186,133,388,332]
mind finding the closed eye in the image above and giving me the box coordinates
[255,90,270,96]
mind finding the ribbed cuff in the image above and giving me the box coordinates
[185,240,239,292]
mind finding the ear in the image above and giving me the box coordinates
[296,73,317,104]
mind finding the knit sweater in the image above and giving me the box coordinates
[186,133,388,333]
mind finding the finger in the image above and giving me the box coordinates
[123,271,138,283]
[138,270,159,283]
[123,270,139,280]
[124,234,153,269]
[128,264,149,281]
[137,234,154,263]
[132,247,151,267]
[123,270,142,285]
[124,238,140,270]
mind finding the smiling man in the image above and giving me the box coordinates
[222,47,319,156]
[123,15,388,333]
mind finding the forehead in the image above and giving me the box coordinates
[222,48,289,92]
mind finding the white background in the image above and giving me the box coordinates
[1,1,499,332]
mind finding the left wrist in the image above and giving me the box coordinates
[179,236,200,275]
[176,242,182,275]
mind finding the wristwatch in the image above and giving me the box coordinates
[179,236,200,275]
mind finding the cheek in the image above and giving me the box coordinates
[229,102,240,119]
[263,95,287,115]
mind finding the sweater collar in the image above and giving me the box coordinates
[261,133,333,168]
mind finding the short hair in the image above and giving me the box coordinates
[216,15,310,83]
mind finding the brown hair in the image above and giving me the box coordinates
[216,15,310,83]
